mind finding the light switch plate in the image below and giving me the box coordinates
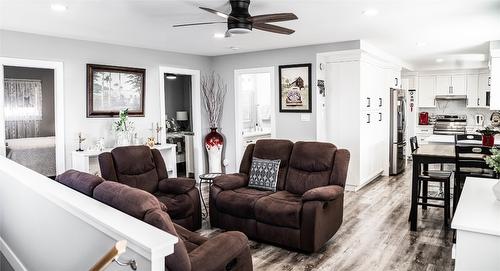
[301,114,311,122]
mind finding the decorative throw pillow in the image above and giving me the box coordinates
[248,158,281,192]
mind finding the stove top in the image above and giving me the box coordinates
[433,114,467,135]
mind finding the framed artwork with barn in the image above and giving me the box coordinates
[86,64,146,117]
[278,63,312,113]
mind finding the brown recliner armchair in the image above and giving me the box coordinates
[56,170,253,271]
[98,145,201,231]
[210,139,350,253]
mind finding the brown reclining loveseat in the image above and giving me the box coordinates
[98,145,202,231]
[56,170,253,271]
[210,140,350,253]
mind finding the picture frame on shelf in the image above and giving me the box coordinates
[278,63,312,113]
[86,64,146,117]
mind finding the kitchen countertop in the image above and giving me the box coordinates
[425,134,500,144]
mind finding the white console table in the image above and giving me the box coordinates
[71,144,177,178]
[451,177,500,271]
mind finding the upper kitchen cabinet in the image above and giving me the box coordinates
[467,73,490,108]
[418,76,436,107]
[436,74,466,95]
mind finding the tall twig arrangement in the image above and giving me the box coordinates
[201,72,227,128]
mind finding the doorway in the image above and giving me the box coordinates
[0,57,65,176]
[159,66,202,180]
[234,67,276,166]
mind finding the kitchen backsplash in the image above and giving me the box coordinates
[420,100,498,126]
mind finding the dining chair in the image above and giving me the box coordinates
[409,136,453,227]
[453,144,496,213]
[455,134,482,145]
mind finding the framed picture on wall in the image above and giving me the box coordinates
[86,64,146,117]
[278,63,312,113]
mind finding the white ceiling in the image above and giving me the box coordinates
[1,0,500,70]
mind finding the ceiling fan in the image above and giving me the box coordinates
[173,0,298,37]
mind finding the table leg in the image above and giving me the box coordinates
[410,157,419,231]
[199,181,208,220]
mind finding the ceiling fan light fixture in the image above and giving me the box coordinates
[165,73,177,80]
[228,27,252,34]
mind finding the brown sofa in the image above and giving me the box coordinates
[98,146,201,231]
[210,140,350,253]
[56,170,253,271]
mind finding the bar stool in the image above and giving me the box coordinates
[410,136,453,227]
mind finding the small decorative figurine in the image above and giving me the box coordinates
[76,132,86,152]
[146,137,156,148]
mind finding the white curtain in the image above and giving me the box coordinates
[4,79,43,139]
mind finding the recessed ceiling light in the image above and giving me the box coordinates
[50,3,67,11]
[435,58,444,63]
[213,33,225,38]
[229,46,239,50]
[362,9,378,16]
[416,42,427,47]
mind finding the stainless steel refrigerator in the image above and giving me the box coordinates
[389,88,407,175]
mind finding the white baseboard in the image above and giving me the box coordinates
[0,237,27,271]
[345,171,383,192]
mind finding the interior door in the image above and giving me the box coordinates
[0,64,5,157]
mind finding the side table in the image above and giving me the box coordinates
[199,173,223,219]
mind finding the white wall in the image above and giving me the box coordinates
[0,30,212,171]
[212,40,361,172]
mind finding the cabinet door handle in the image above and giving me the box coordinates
[367,114,371,123]
[379,112,382,121]
[449,86,453,94]
[466,98,468,106]
[367,97,371,107]
[477,98,480,106]
[488,76,491,87]
[379,98,382,107]
[395,78,398,86]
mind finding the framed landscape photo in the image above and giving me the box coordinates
[279,63,312,113]
[87,64,146,117]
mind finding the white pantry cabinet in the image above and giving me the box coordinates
[418,76,436,107]
[322,49,397,191]
[466,73,490,108]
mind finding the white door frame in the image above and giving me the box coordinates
[0,57,65,174]
[234,66,276,166]
[158,66,203,181]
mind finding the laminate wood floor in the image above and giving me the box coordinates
[198,166,454,271]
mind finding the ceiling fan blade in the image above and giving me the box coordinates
[173,22,226,27]
[253,23,295,35]
[199,7,241,21]
[249,13,298,23]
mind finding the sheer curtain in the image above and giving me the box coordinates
[4,79,43,139]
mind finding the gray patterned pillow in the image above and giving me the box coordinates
[248,158,281,192]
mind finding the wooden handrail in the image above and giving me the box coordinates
[90,240,127,271]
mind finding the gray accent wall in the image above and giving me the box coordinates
[0,30,213,170]
[4,66,55,137]
[211,40,360,171]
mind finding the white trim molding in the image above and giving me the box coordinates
[158,66,203,181]
[0,237,28,271]
[0,57,66,174]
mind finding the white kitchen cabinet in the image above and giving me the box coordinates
[452,75,466,95]
[466,74,479,107]
[418,76,436,107]
[436,75,452,95]
[436,74,466,95]
[478,73,490,107]
[323,50,393,191]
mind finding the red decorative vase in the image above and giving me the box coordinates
[482,135,495,147]
[205,128,224,173]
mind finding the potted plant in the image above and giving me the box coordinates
[484,148,500,200]
[112,108,135,147]
[476,126,499,147]
[201,72,227,173]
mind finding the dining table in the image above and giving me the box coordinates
[410,144,456,231]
